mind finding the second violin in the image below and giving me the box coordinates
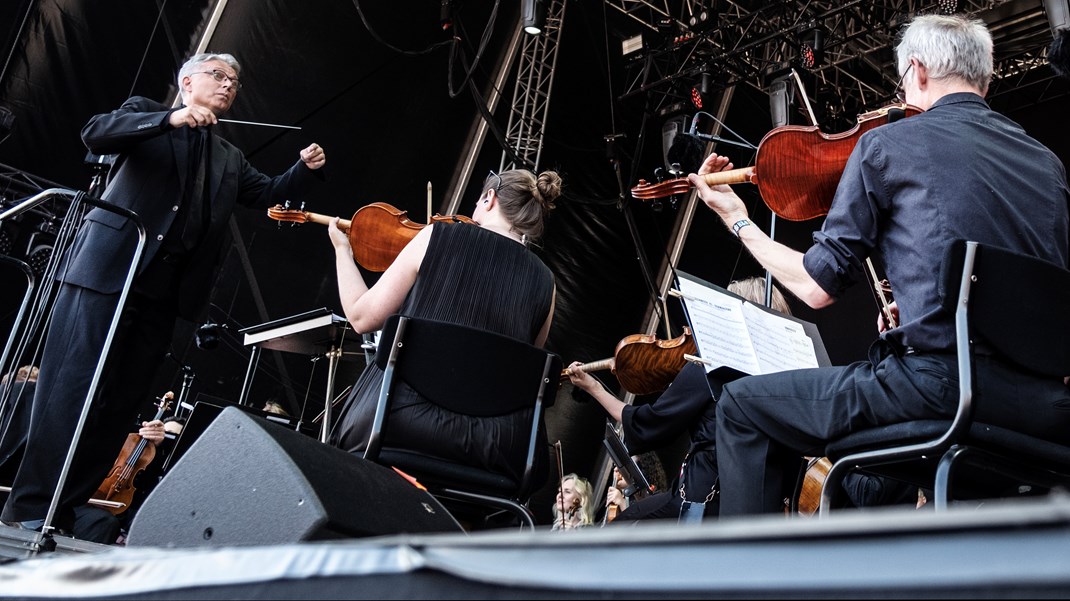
[267,202,474,271]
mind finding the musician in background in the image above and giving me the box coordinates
[690,14,1070,517]
[327,168,560,488]
[569,276,788,522]
[552,473,595,530]
[1,52,326,534]
[602,452,667,523]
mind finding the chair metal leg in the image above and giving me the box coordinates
[437,487,537,530]
[934,444,969,511]
[818,458,855,517]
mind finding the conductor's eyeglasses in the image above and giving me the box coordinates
[194,69,242,91]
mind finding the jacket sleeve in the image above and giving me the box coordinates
[81,96,178,156]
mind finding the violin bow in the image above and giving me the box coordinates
[554,441,565,525]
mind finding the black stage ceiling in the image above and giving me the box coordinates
[1,1,1068,523]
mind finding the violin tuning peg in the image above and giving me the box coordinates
[299,201,306,211]
[283,200,291,209]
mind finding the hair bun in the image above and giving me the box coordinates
[535,170,562,211]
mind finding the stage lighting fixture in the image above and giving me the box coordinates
[690,72,715,110]
[938,0,959,14]
[24,218,56,277]
[0,219,18,257]
[522,0,546,35]
[799,28,824,69]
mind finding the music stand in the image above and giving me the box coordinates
[602,423,653,499]
[238,308,353,443]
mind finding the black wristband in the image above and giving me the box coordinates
[731,218,754,237]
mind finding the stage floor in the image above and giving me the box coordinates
[3,494,1070,599]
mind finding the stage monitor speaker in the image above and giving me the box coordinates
[127,407,464,547]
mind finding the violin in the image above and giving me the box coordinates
[267,202,474,272]
[563,328,696,396]
[91,392,173,515]
[631,103,923,221]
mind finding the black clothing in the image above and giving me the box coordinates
[718,95,1070,516]
[1,96,322,530]
[804,93,1069,353]
[616,363,720,521]
[331,222,554,482]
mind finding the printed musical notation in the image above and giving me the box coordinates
[674,273,828,376]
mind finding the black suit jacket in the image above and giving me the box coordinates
[75,96,322,319]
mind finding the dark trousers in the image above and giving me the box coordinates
[715,340,1070,517]
[1,282,176,529]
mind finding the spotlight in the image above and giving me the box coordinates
[689,72,716,110]
[521,0,546,35]
[799,27,824,69]
[938,0,959,14]
[0,218,19,257]
[24,218,56,277]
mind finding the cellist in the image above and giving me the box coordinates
[690,14,1070,517]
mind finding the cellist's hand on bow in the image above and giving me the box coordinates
[689,153,749,224]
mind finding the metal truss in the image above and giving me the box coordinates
[609,0,1066,131]
[500,0,569,172]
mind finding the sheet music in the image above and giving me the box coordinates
[676,275,821,376]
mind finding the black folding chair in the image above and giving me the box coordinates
[363,314,562,529]
[820,240,1070,516]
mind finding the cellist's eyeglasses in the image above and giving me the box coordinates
[894,63,913,103]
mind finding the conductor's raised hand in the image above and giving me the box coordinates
[168,105,218,129]
[300,143,326,170]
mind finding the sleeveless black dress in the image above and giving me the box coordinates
[330,222,554,481]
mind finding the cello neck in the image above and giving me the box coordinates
[701,166,756,187]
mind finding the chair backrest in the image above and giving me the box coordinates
[374,314,561,417]
[941,241,1070,378]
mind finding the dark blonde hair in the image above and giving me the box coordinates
[727,276,791,315]
[482,168,562,241]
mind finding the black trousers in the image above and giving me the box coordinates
[1,281,176,529]
[715,340,1070,517]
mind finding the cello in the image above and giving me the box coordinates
[562,328,696,396]
[267,202,475,272]
[91,392,173,515]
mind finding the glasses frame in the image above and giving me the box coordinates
[487,169,503,193]
[894,62,913,104]
[193,69,242,91]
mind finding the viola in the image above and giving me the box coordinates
[631,103,923,221]
[563,328,696,396]
[267,202,475,272]
[91,392,173,515]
